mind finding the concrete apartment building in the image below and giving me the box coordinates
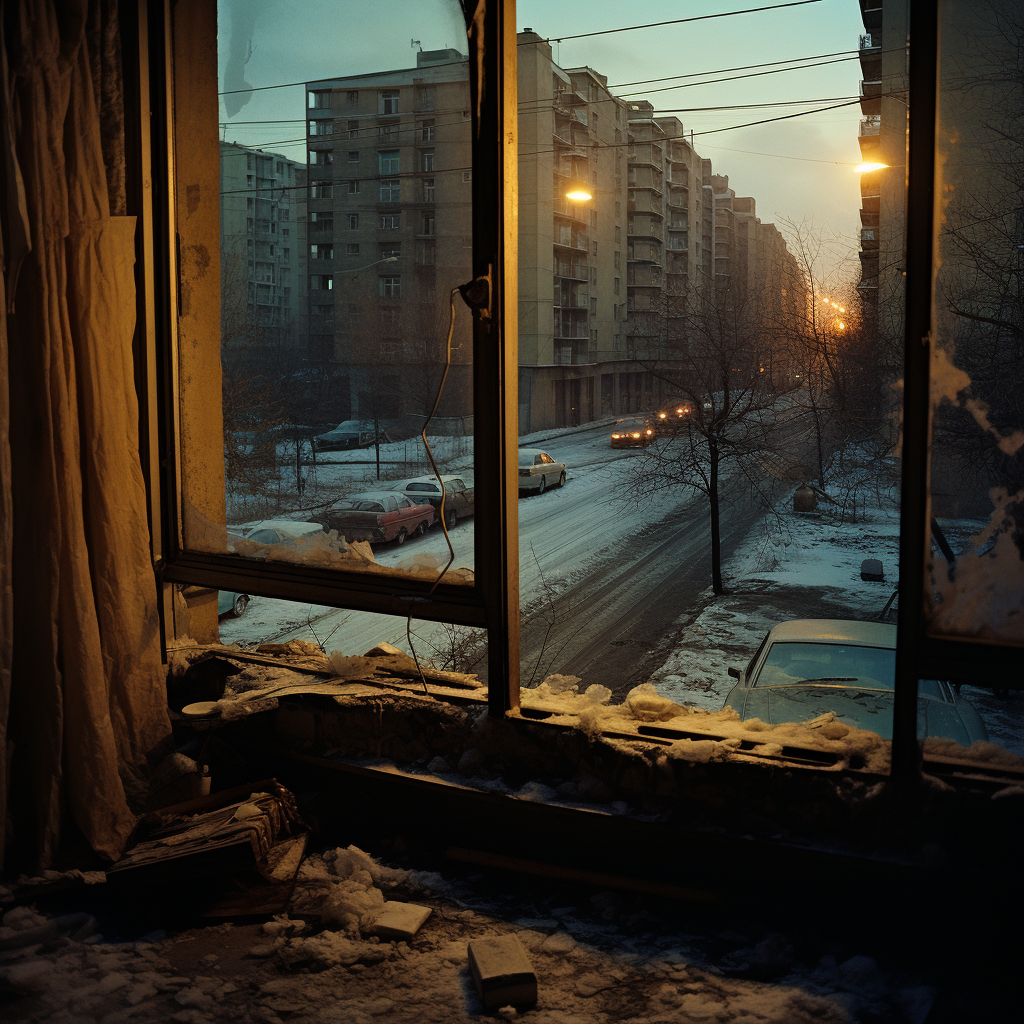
[305,49,474,427]
[855,0,907,362]
[219,142,307,358]
[517,30,634,430]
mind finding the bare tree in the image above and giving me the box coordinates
[628,278,802,594]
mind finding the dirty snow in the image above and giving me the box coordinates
[0,846,965,1023]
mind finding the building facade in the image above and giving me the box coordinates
[305,49,475,429]
[219,141,307,359]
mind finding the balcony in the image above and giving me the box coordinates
[554,260,588,280]
[553,346,594,365]
[859,79,881,116]
[554,230,588,252]
[859,2,881,34]
[553,198,588,222]
[553,326,590,341]
[627,241,662,263]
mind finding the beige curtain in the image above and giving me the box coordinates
[1,0,171,869]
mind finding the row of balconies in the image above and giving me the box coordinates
[554,260,589,280]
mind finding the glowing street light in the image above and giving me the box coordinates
[565,180,593,202]
[854,161,888,173]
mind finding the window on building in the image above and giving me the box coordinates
[310,244,333,260]
[347,243,359,256]
[347,180,359,195]
[348,214,358,229]
[420,211,435,236]
[308,90,331,108]
[421,149,435,172]
[378,275,401,299]
[309,274,333,291]
[379,150,400,175]
[310,181,333,199]
[346,90,358,105]
[379,90,399,114]
[309,120,333,136]
[418,86,435,110]
[380,179,400,203]
[348,120,359,138]
[380,214,400,230]
[380,246,401,259]
[614,277,620,294]
[462,170,472,182]
[423,177,435,202]
[420,119,435,141]
[348,151,359,163]
[378,121,399,143]
[614,251,620,268]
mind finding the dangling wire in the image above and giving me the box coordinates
[407,286,460,694]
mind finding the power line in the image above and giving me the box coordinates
[608,50,857,89]
[617,57,860,98]
[518,1,823,45]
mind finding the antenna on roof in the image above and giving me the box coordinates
[411,39,422,51]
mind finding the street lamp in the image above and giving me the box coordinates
[854,161,888,173]
[564,180,592,202]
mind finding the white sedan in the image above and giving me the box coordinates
[518,448,566,494]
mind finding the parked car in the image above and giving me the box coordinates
[723,619,988,744]
[232,520,328,544]
[313,420,393,453]
[218,590,249,618]
[398,474,475,528]
[518,449,566,494]
[313,491,434,544]
[653,404,691,435]
[611,417,655,448]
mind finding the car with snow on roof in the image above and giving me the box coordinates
[312,491,434,545]
[518,449,566,494]
[397,474,474,529]
[723,619,988,743]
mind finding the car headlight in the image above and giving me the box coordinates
[611,433,620,439]
[631,432,640,439]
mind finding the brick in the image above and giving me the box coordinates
[364,901,432,940]
[467,935,537,1010]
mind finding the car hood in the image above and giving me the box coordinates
[736,685,973,743]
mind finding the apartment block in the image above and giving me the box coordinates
[856,0,908,362]
[305,49,474,426]
[219,142,307,356]
[517,29,637,430]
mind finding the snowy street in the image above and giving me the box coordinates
[219,420,748,691]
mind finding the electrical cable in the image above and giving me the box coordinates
[405,286,460,695]
[517,1,822,44]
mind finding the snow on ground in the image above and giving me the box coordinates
[219,421,693,663]
[0,846,958,1024]
[645,452,1024,755]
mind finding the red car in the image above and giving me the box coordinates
[315,491,434,545]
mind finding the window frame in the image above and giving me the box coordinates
[153,0,516,682]
[148,0,1000,759]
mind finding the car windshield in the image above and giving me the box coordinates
[618,419,646,430]
[755,642,896,689]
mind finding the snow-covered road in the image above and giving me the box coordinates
[219,422,716,681]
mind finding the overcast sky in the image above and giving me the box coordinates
[219,0,867,280]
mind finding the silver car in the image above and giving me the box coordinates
[723,619,988,744]
[518,448,566,494]
[398,474,474,529]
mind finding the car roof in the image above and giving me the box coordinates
[401,474,465,485]
[518,448,549,456]
[766,619,896,648]
[345,491,408,501]
[238,520,324,537]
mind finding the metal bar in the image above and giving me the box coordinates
[893,0,940,786]
[469,0,520,715]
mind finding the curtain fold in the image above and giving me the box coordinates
[2,0,171,869]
